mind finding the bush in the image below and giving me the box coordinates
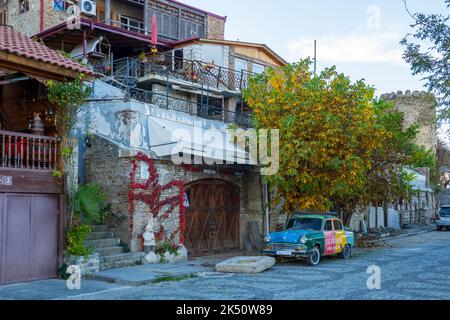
[66,224,94,258]
[74,184,107,224]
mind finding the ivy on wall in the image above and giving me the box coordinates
[129,152,186,246]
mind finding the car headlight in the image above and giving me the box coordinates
[264,235,271,243]
[300,235,308,244]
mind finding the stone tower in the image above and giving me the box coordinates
[380,90,438,153]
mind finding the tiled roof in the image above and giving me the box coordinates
[0,25,94,76]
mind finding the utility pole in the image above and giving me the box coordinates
[313,39,317,75]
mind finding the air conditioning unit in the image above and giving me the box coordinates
[80,0,96,16]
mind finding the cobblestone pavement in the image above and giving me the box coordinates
[64,230,450,300]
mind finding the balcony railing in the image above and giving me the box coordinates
[127,88,253,128]
[112,52,255,92]
[0,131,59,171]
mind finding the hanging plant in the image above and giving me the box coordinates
[47,74,92,227]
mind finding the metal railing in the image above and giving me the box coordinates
[112,52,255,92]
[100,75,252,127]
[0,131,59,171]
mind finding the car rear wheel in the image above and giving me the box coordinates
[307,246,321,266]
[437,226,443,231]
[339,244,352,259]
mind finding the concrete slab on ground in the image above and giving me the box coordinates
[0,279,126,300]
[89,263,210,286]
[216,256,276,274]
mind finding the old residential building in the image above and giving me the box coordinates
[0,25,94,285]
[0,0,287,269]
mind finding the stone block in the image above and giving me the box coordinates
[215,256,276,274]
[66,253,100,277]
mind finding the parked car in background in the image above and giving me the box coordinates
[436,206,450,231]
[262,213,355,266]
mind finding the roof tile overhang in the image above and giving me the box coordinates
[0,25,95,81]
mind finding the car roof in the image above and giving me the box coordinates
[291,213,340,220]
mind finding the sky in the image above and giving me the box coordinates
[180,0,449,143]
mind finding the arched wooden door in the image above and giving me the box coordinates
[185,179,240,257]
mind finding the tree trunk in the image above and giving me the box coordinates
[342,209,353,228]
[383,202,389,228]
[375,205,379,229]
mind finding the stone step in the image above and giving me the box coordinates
[85,238,121,248]
[86,231,115,240]
[101,252,144,263]
[100,253,145,271]
[96,246,124,256]
[92,225,109,232]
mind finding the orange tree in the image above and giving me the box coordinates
[244,60,384,223]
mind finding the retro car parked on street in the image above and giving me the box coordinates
[436,205,450,231]
[263,213,355,266]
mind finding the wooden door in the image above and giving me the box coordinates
[185,180,240,257]
[0,194,59,285]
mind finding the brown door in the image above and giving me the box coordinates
[0,194,59,285]
[185,180,240,257]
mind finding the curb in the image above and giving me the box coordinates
[365,227,435,244]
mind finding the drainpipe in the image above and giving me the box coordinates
[40,0,44,32]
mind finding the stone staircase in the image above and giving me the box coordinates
[85,225,144,271]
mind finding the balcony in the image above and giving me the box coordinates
[0,131,60,172]
[112,52,255,92]
[127,88,253,128]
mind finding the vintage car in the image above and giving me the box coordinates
[262,213,355,266]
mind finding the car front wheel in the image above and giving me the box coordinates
[437,226,443,231]
[339,244,352,259]
[307,246,321,266]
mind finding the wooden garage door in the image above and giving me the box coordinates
[0,194,59,285]
[185,180,240,257]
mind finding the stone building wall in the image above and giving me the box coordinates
[1,0,41,36]
[86,135,264,253]
[380,90,438,153]
[206,14,225,40]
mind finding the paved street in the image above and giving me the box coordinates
[1,230,449,300]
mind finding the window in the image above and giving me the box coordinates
[333,220,343,231]
[120,16,144,33]
[253,63,265,74]
[0,10,7,25]
[19,0,29,14]
[324,220,333,231]
[234,58,248,72]
[286,218,323,231]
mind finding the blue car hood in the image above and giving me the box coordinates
[269,229,317,244]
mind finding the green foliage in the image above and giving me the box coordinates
[51,170,62,178]
[47,74,92,228]
[244,59,382,214]
[401,0,450,121]
[73,184,107,224]
[58,263,70,280]
[66,224,93,258]
[156,242,180,263]
[244,59,434,226]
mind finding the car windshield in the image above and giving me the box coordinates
[286,218,323,231]
[440,208,450,216]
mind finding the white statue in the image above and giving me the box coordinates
[143,218,156,254]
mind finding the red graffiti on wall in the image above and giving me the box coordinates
[129,152,186,245]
